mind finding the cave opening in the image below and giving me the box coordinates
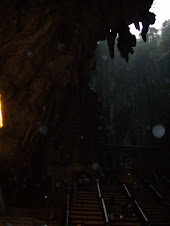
[0,0,169,225]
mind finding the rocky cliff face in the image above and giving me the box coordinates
[0,0,155,169]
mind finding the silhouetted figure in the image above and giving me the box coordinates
[84,177,89,184]
[134,182,137,189]
[78,178,83,186]
[83,175,89,191]
[78,175,89,191]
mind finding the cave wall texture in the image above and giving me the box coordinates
[0,0,155,170]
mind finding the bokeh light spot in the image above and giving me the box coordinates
[152,124,165,138]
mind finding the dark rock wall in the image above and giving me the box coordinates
[0,0,155,171]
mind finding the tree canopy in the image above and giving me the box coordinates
[91,20,170,147]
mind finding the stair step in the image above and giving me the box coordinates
[70,215,103,220]
[77,192,98,196]
[74,204,99,208]
[103,195,126,198]
[76,196,99,200]
[70,184,104,225]
[70,210,103,216]
[75,200,99,204]
[71,206,101,211]
[71,219,104,225]
[111,223,141,226]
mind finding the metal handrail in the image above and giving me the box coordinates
[123,184,131,198]
[97,182,102,198]
[101,198,109,223]
[122,181,150,225]
[96,182,109,224]
[66,194,70,226]
[152,170,159,183]
[162,176,170,184]
[141,176,148,184]
[134,200,149,223]
[141,176,162,198]
[150,185,162,198]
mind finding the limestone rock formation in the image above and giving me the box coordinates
[0,0,155,172]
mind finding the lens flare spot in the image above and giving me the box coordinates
[103,55,107,60]
[92,162,100,170]
[39,126,48,135]
[152,124,165,138]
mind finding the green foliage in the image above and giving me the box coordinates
[91,21,169,146]
[160,20,170,52]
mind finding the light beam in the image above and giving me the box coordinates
[0,95,3,128]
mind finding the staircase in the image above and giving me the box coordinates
[70,183,105,225]
[0,216,45,225]
[128,179,170,225]
[100,182,141,226]
[150,176,170,203]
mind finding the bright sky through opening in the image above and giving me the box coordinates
[130,0,170,37]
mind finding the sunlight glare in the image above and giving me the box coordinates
[129,0,170,38]
[0,95,3,128]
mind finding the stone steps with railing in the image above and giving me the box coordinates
[100,181,141,226]
[128,177,170,225]
[69,182,105,225]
